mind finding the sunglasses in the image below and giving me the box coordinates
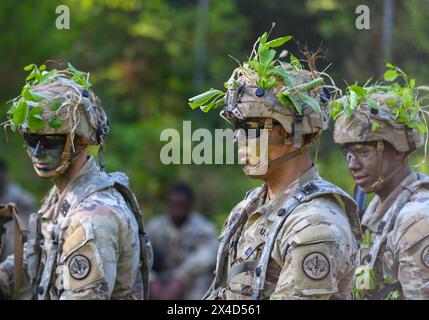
[23,133,67,149]
[234,120,280,138]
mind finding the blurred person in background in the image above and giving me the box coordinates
[147,182,218,300]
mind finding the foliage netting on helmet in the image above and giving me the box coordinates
[4,63,109,147]
[188,28,339,147]
[332,63,429,155]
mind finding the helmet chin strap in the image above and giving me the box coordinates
[34,134,74,178]
[360,140,404,193]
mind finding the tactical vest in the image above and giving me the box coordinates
[205,178,360,300]
[26,170,152,300]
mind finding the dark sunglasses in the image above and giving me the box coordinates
[23,133,67,149]
[234,120,280,138]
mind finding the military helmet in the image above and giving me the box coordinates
[334,91,424,153]
[6,63,109,177]
[16,76,109,145]
[222,67,330,148]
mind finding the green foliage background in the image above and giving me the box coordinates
[1,0,429,229]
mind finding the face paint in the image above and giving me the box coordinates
[23,133,67,176]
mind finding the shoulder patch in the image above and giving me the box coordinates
[422,246,429,268]
[69,254,91,280]
[302,252,330,280]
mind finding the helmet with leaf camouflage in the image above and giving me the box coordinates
[189,31,336,152]
[333,64,427,153]
[5,63,109,176]
[332,64,428,192]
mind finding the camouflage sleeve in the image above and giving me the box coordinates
[174,225,218,281]
[0,254,14,298]
[59,204,132,300]
[396,217,429,299]
[270,221,349,300]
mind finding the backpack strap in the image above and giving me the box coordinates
[109,172,152,300]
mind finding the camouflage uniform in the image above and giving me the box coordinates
[334,91,429,299]
[208,166,360,300]
[1,157,142,299]
[0,183,36,260]
[0,68,150,299]
[202,34,361,300]
[147,212,218,299]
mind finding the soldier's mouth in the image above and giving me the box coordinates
[35,163,50,169]
[353,175,370,186]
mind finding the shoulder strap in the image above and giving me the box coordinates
[367,172,429,269]
[203,189,259,299]
[109,172,152,301]
[251,178,359,300]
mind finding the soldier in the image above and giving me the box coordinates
[0,63,150,300]
[0,159,37,260]
[147,183,218,300]
[333,70,429,299]
[189,33,361,300]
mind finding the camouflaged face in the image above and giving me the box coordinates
[22,77,109,145]
[334,93,424,152]
[222,69,329,138]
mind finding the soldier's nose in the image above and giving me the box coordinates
[347,154,362,171]
[32,140,43,158]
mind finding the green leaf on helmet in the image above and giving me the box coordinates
[349,84,367,97]
[280,92,302,114]
[50,101,62,111]
[259,49,276,66]
[266,35,293,48]
[260,32,268,46]
[23,64,36,71]
[290,54,302,69]
[384,69,398,82]
[298,77,324,92]
[188,89,224,110]
[371,121,381,131]
[298,92,321,113]
[48,116,62,129]
[367,98,379,110]
[12,100,29,125]
[21,87,44,102]
[270,68,296,88]
[28,107,45,132]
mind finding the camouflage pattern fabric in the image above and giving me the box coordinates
[0,157,141,299]
[334,93,423,153]
[206,166,360,300]
[358,172,429,299]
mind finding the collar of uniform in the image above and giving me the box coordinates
[42,157,100,220]
[361,171,418,233]
[247,164,320,221]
